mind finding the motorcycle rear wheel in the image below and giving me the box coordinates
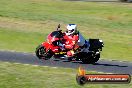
[81,53,100,64]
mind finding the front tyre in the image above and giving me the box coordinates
[35,45,53,60]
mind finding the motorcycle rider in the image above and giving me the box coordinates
[63,24,88,57]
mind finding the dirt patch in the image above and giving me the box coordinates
[0,17,66,33]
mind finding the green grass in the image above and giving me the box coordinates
[0,61,131,88]
[0,0,132,61]
[0,28,45,52]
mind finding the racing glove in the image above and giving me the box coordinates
[59,43,65,50]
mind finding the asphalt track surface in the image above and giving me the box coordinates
[0,51,132,74]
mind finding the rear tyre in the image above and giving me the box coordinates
[35,45,53,60]
[81,53,100,64]
[93,54,100,63]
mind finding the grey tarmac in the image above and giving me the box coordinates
[0,51,132,74]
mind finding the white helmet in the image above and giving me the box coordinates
[66,24,77,35]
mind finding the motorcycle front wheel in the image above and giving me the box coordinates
[35,45,53,60]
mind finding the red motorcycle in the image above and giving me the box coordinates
[35,25,104,64]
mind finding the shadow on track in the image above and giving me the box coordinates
[92,63,128,67]
[71,61,128,68]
